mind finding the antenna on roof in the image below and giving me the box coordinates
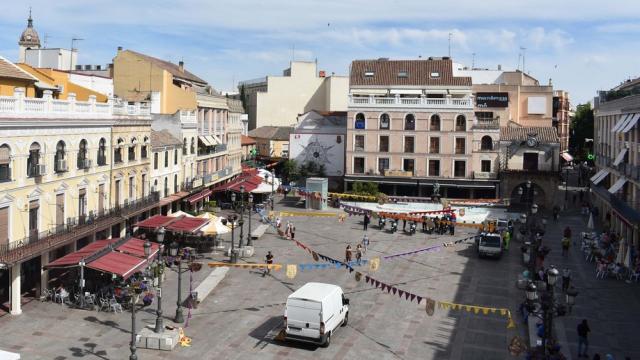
[520,46,527,73]
[471,52,476,69]
[44,34,51,48]
[291,44,296,61]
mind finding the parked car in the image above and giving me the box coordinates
[284,282,349,347]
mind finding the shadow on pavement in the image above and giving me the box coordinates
[248,315,320,352]
[68,342,109,359]
[83,315,129,334]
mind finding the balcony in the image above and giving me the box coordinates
[0,88,150,118]
[472,118,500,129]
[0,191,160,265]
[384,169,414,177]
[473,171,498,180]
[591,184,640,224]
[197,143,228,157]
[203,166,233,185]
[349,95,472,109]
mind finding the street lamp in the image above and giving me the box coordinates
[154,227,165,333]
[239,185,245,248]
[265,173,275,210]
[128,282,144,360]
[226,215,238,263]
[247,193,254,246]
[169,241,184,324]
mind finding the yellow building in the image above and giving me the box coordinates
[0,81,154,315]
[113,48,205,114]
[17,64,109,102]
[248,126,293,159]
[0,55,37,97]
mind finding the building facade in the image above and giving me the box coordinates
[0,86,156,316]
[150,130,183,213]
[238,61,348,130]
[345,58,499,198]
[248,126,293,160]
[553,90,571,155]
[195,93,235,187]
[592,81,640,249]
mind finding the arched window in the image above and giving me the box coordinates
[78,139,89,169]
[55,140,67,173]
[164,177,169,197]
[174,174,178,193]
[481,136,493,151]
[97,138,107,166]
[379,113,390,130]
[429,114,441,131]
[128,137,137,161]
[455,115,466,131]
[183,138,188,155]
[190,138,195,154]
[174,148,178,165]
[114,138,124,163]
[354,113,366,129]
[0,144,11,181]
[28,142,42,177]
[404,114,416,130]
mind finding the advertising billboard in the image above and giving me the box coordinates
[476,92,509,108]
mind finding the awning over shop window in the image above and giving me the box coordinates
[208,135,220,145]
[611,114,631,132]
[87,251,148,280]
[187,189,212,204]
[135,215,176,229]
[590,169,610,185]
[560,152,573,162]
[44,239,118,269]
[116,237,160,259]
[198,136,213,147]
[165,217,209,233]
[613,148,628,166]
[608,177,628,193]
[621,113,640,133]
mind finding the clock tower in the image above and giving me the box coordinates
[18,9,41,63]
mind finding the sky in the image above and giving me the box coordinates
[2,0,640,104]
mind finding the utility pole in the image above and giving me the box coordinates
[471,53,476,69]
[520,46,527,73]
[70,37,84,72]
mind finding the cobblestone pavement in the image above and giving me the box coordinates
[1,197,638,359]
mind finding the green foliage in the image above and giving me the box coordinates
[350,181,379,196]
[569,103,594,161]
[605,86,640,102]
[282,159,298,183]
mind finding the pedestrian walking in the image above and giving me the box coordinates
[263,251,274,277]
[562,236,571,257]
[363,213,370,231]
[290,223,296,240]
[553,206,560,222]
[362,234,369,254]
[285,221,292,239]
[345,245,353,263]
[577,319,591,358]
[503,230,511,251]
[562,268,572,292]
[355,244,363,265]
[402,218,406,232]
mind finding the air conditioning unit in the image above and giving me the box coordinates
[56,160,67,172]
[35,164,47,176]
[81,159,92,169]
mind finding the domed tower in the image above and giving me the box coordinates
[18,9,41,63]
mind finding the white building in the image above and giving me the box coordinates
[238,61,348,130]
[150,130,183,211]
[69,72,114,98]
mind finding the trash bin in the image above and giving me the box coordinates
[230,250,239,263]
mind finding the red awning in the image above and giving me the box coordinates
[135,215,177,229]
[116,237,160,259]
[166,217,208,233]
[44,239,117,269]
[87,252,148,280]
[160,191,190,206]
[212,174,263,193]
[187,189,212,204]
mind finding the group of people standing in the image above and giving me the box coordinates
[345,235,368,265]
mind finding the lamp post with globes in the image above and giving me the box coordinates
[247,193,254,246]
[239,185,245,248]
[265,173,275,210]
[153,227,165,333]
[169,241,184,324]
[225,214,238,263]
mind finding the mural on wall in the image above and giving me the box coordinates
[290,134,345,176]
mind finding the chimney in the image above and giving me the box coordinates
[117,46,123,54]
[179,61,184,72]
[319,70,326,78]
[497,64,502,70]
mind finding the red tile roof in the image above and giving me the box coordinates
[126,50,207,85]
[350,58,471,87]
[500,127,559,144]
[241,135,256,145]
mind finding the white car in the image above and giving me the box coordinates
[284,282,349,347]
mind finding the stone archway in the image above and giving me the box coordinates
[501,171,560,210]
[509,182,546,208]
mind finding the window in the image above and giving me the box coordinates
[428,160,440,176]
[354,135,365,152]
[114,139,124,163]
[523,153,539,171]
[97,138,107,166]
[353,157,365,174]
[28,200,39,240]
[481,160,492,172]
[379,136,389,152]
[78,188,87,222]
[128,140,136,161]
[429,137,440,154]
[55,140,66,173]
[475,111,494,121]
[354,113,366,129]
[174,174,178,193]
[404,114,416,130]
[154,153,159,169]
[174,149,178,165]
[455,138,466,154]
[404,136,414,153]
[378,158,389,174]
[398,71,408,78]
[164,150,169,168]
[403,159,415,173]
[364,71,374,77]
[379,113,390,130]
[191,138,195,154]
[430,114,441,131]
[0,206,9,245]
[78,139,88,169]
[0,144,11,182]
[129,176,135,200]
[27,142,41,177]
[455,115,466,131]
[164,177,168,197]
[430,72,440,79]
[183,138,187,155]
[454,160,466,177]
[141,137,149,159]
[480,136,493,150]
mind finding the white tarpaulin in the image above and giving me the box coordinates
[621,113,640,133]
[611,114,631,132]
[590,169,610,185]
[168,210,194,218]
[608,177,628,193]
[198,213,230,235]
[613,148,628,166]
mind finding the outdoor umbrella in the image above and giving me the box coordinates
[169,210,194,218]
[587,213,594,230]
[615,241,625,264]
[623,243,632,268]
[199,215,231,235]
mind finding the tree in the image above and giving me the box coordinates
[281,159,298,184]
[239,84,247,111]
[351,181,379,196]
[569,103,594,161]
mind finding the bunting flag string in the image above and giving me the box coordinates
[207,262,283,271]
[437,301,515,328]
[381,236,475,260]
[278,211,338,218]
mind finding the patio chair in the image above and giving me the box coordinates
[629,269,640,282]
[97,298,110,312]
[596,262,609,279]
[40,288,54,302]
[109,298,123,313]
[55,291,70,305]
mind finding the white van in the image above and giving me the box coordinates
[284,282,349,347]
[477,232,503,258]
